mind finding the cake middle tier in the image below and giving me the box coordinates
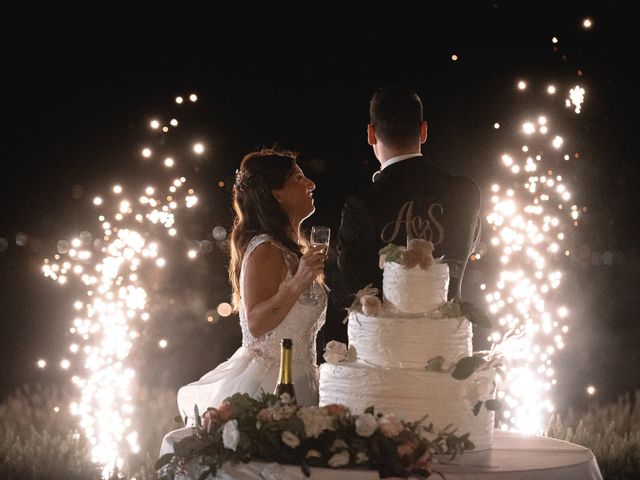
[349,311,472,368]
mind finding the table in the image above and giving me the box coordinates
[429,430,603,480]
[175,430,603,479]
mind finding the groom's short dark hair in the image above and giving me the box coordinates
[369,85,423,150]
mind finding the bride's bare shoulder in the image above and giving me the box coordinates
[243,241,288,280]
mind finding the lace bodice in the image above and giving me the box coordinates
[239,234,327,366]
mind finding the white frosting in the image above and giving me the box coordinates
[348,311,472,368]
[320,362,495,451]
[318,258,495,451]
[383,262,449,314]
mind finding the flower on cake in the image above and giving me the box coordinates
[360,294,382,316]
[347,284,382,318]
[323,340,350,363]
[378,240,442,270]
[156,391,474,479]
[403,238,435,269]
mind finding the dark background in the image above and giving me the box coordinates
[1,2,638,415]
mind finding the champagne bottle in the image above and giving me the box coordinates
[274,338,296,402]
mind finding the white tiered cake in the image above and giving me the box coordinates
[319,245,496,450]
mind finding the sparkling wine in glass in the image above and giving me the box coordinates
[298,226,330,305]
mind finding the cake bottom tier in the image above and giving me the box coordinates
[319,362,495,451]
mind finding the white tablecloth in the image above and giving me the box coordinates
[177,430,603,480]
[430,430,603,480]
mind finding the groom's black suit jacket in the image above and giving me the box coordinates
[327,156,481,343]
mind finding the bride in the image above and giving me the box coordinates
[160,148,327,454]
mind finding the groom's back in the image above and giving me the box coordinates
[337,156,481,303]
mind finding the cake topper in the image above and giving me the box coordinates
[380,201,445,245]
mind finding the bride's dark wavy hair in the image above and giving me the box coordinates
[229,148,306,312]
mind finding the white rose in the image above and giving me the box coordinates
[323,340,348,364]
[331,439,349,451]
[355,451,369,464]
[355,413,378,437]
[298,406,335,438]
[328,450,350,468]
[278,392,292,404]
[305,449,322,459]
[378,414,404,438]
[281,430,301,448]
[222,419,240,451]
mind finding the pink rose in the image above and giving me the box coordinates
[323,403,349,416]
[378,414,404,438]
[360,295,381,316]
[413,450,433,474]
[396,438,418,458]
[203,402,233,432]
[257,407,274,422]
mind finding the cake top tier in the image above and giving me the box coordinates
[378,239,448,314]
[383,261,449,314]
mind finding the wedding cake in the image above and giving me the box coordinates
[319,240,496,450]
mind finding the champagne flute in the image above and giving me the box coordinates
[298,226,331,305]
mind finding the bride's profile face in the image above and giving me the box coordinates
[273,164,316,222]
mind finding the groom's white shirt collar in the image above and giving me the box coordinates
[372,153,423,183]
[380,153,422,171]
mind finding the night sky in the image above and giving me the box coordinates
[1,2,638,412]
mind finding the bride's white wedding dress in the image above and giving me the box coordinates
[159,234,327,456]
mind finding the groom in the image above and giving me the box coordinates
[328,85,481,343]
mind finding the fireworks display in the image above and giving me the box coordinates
[41,98,203,475]
[23,15,603,477]
[482,82,585,434]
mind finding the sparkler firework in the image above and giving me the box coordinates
[42,97,202,476]
[482,82,585,434]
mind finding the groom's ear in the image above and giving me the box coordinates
[420,121,428,144]
[367,123,377,146]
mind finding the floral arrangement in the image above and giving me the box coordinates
[379,240,440,270]
[155,392,474,479]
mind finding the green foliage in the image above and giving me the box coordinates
[378,244,403,264]
[545,389,640,480]
[451,356,487,380]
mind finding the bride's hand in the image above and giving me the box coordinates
[293,245,326,289]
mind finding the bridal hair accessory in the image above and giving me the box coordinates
[234,168,252,192]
